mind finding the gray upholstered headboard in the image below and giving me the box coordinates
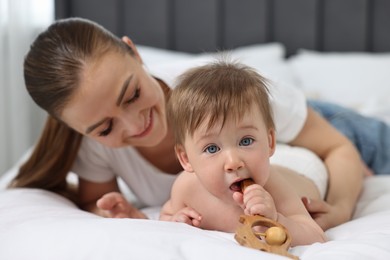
[55,0,390,55]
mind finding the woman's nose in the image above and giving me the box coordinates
[224,150,244,172]
[119,110,144,136]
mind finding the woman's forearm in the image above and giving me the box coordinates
[323,142,363,223]
[290,107,364,229]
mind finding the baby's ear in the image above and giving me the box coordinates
[175,145,194,173]
[268,128,276,157]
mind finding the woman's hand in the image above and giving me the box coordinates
[96,192,146,219]
[362,161,374,177]
[78,178,146,218]
[302,197,349,231]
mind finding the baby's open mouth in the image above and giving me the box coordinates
[229,178,251,192]
[230,178,255,192]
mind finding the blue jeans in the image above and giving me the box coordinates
[308,100,390,175]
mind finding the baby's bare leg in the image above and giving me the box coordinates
[272,165,322,201]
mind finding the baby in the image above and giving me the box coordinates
[160,60,327,246]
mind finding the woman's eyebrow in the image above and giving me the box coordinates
[116,75,133,106]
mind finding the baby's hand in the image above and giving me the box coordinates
[233,184,277,221]
[169,207,202,227]
[96,192,146,219]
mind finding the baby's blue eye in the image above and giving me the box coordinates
[240,137,254,146]
[205,145,220,154]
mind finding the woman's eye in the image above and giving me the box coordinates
[99,120,113,137]
[204,145,220,154]
[125,87,140,104]
[240,137,254,146]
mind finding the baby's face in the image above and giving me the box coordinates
[61,51,168,148]
[181,104,275,203]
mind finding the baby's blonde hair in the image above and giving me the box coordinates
[167,59,275,145]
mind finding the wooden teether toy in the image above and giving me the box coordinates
[234,179,299,259]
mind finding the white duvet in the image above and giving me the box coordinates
[1,175,390,260]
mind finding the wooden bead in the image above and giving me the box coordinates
[265,227,287,245]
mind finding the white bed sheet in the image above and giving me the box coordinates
[1,43,390,260]
[1,176,390,260]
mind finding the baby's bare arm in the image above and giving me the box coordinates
[265,168,327,246]
[160,171,243,231]
[159,172,202,226]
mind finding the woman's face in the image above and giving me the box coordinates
[61,49,167,148]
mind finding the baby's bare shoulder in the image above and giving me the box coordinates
[172,171,202,194]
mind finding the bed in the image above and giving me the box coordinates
[1,0,390,259]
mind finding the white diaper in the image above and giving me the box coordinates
[270,144,328,199]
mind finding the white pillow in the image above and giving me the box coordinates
[137,45,195,65]
[288,49,390,122]
[215,42,286,61]
[227,43,296,85]
[144,43,296,87]
[139,42,286,64]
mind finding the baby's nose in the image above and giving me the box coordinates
[224,150,244,172]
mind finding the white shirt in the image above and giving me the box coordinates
[72,138,177,207]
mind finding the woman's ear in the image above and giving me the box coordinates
[268,128,276,157]
[175,145,194,173]
[121,36,143,64]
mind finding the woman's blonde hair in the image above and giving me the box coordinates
[167,59,275,146]
[10,18,134,203]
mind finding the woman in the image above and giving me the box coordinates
[10,17,363,230]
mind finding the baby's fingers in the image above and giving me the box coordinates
[232,191,244,208]
[174,207,202,227]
